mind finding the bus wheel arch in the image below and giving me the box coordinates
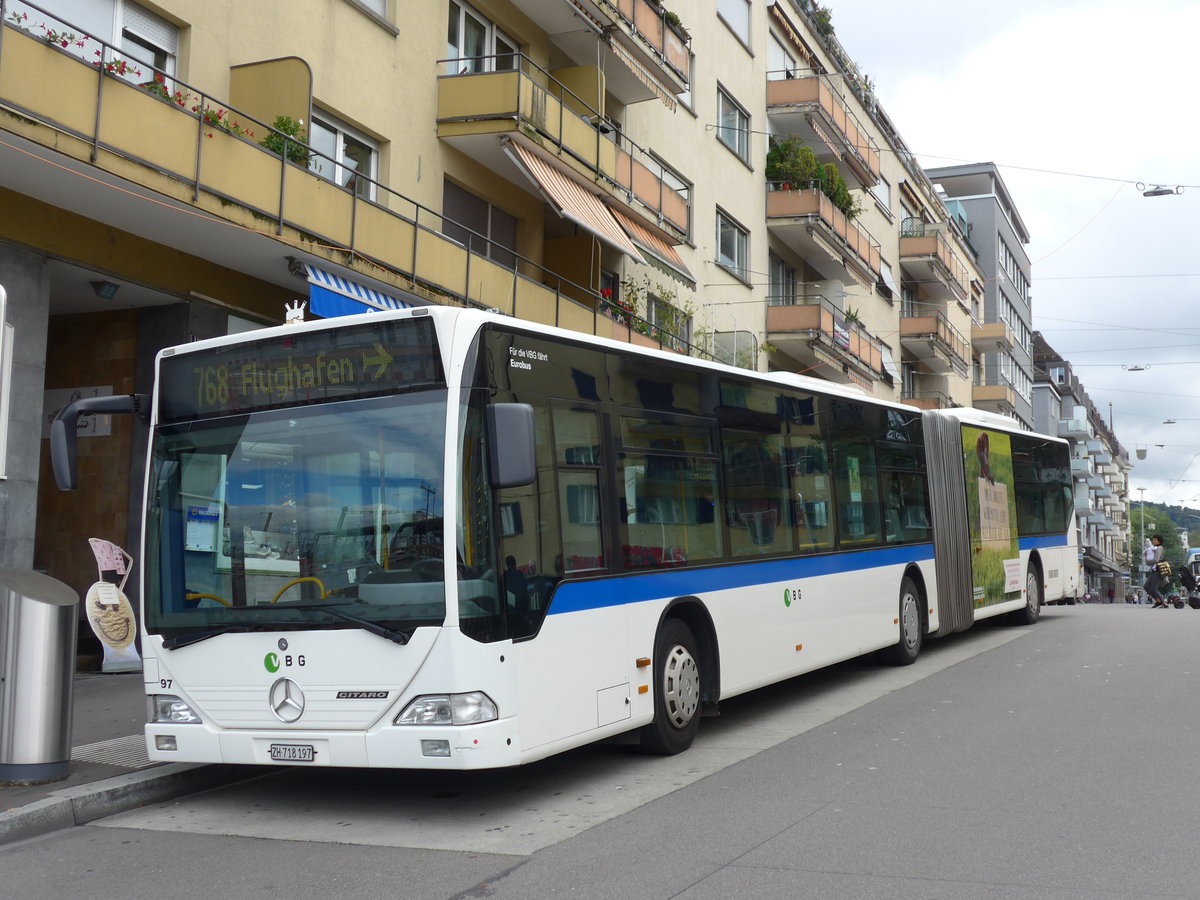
[877,568,925,667]
[639,598,719,755]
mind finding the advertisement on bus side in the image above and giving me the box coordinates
[961,426,1022,607]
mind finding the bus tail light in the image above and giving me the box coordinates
[394,692,498,726]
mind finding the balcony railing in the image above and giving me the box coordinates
[898,218,970,302]
[436,53,690,239]
[973,378,1018,413]
[765,182,880,284]
[899,312,969,374]
[766,293,886,381]
[607,0,691,83]
[900,390,956,410]
[765,70,880,188]
[0,3,707,357]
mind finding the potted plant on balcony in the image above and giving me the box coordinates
[765,136,818,191]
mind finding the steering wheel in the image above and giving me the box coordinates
[271,576,328,604]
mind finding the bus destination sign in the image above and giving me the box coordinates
[159,317,443,422]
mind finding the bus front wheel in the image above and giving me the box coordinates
[639,618,702,755]
[878,576,922,666]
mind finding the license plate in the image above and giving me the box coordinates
[269,743,315,762]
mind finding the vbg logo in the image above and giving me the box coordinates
[264,651,306,672]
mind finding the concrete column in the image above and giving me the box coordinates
[0,244,51,569]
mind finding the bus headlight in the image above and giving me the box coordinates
[148,694,202,724]
[394,692,498,726]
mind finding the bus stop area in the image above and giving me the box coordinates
[0,671,250,846]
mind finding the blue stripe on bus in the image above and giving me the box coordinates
[1020,534,1069,551]
[546,543,936,615]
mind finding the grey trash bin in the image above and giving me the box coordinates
[0,568,79,784]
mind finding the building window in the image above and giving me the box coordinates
[309,115,378,200]
[676,49,695,109]
[879,260,897,300]
[442,180,518,270]
[871,176,891,216]
[120,0,179,75]
[650,293,692,351]
[716,87,749,162]
[901,362,916,399]
[446,0,518,74]
[767,33,798,80]
[716,210,748,281]
[717,0,751,46]
[349,0,386,18]
[768,252,795,305]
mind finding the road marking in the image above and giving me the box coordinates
[96,628,1025,855]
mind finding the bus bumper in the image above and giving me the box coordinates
[145,718,523,769]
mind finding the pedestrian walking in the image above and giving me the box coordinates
[1145,535,1169,608]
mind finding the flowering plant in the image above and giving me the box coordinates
[599,285,637,326]
[143,73,254,139]
[93,50,142,79]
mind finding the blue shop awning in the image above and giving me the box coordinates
[305,265,412,318]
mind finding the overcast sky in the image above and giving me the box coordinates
[826,1,1200,506]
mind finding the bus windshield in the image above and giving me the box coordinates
[144,392,448,641]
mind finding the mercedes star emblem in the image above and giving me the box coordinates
[269,677,305,723]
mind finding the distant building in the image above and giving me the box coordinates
[926,164,1035,428]
[1032,332,1130,596]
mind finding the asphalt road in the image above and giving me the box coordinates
[5,603,1200,900]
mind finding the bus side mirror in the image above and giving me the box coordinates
[51,394,148,490]
[486,403,535,488]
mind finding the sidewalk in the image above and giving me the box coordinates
[0,671,254,845]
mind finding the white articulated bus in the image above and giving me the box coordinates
[52,306,1079,768]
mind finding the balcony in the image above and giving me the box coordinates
[436,55,690,240]
[899,312,969,375]
[973,379,1017,415]
[1059,417,1094,439]
[972,320,1013,354]
[765,73,879,189]
[898,220,970,303]
[0,13,706,355]
[766,295,886,389]
[765,185,880,286]
[505,0,689,106]
[901,390,956,411]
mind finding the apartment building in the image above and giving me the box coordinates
[1031,332,1130,598]
[926,163,1036,428]
[0,0,993,611]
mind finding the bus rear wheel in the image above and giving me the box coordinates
[878,576,922,666]
[639,618,702,755]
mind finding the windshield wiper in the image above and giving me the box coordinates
[281,602,411,645]
[160,620,313,650]
[162,624,252,650]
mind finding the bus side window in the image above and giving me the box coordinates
[722,429,791,557]
[832,442,881,547]
[554,407,606,581]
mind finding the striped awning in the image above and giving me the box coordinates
[304,264,412,318]
[504,142,646,264]
[608,40,678,111]
[610,207,693,280]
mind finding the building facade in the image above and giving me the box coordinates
[0,0,1018,635]
[926,163,1035,428]
[1032,332,1130,599]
